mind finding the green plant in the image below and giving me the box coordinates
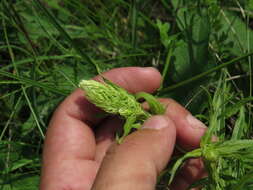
[168,75,253,189]
[79,78,165,143]
[79,75,253,189]
[1,0,253,189]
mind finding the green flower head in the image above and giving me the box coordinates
[79,79,149,119]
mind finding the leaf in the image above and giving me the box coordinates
[0,70,69,96]
[171,0,181,8]
[168,148,202,185]
[170,40,191,82]
[119,115,137,143]
[231,106,249,140]
[232,171,253,190]
[225,97,253,118]
[219,10,253,57]
[0,174,39,190]
[54,62,97,88]
[249,0,253,10]
[213,139,253,158]
[135,92,165,115]
[20,94,62,137]
[201,76,229,146]
[160,2,214,115]
[187,177,209,190]
[32,0,98,71]
[1,159,38,174]
[156,19,171,49]
[21,115,36,136]
[18,8,59,43]
[176,6,211,74]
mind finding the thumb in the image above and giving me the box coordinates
[92,115,176,190]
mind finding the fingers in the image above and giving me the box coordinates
[94,116,123,163]
[54,67,161,126]
[93,97,207,190]
[40,67,162,190]
[92,116,176,190]
[170,158,207,190]
[159,98,207,150]
[94,67,162,94]
[158,99,207,189]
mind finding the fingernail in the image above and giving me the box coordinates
[142,115,169,130]
[186,114,206,129]
[143,67,158,72]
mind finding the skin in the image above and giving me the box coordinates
[40,67,206,190]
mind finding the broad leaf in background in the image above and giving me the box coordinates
[171,4,211,82]
[218,10,253,72]
[163,1,213,113]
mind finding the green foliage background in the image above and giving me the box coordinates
[0,0,253,189]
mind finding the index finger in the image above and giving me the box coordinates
[161,98,207,150]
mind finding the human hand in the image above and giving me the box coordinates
[40,67,207,190]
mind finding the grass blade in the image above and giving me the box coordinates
[161,51,253,92]
[32,0,99,72]
[231,106,249,140]
[0,70,68,96]
[22,86,45,139]
[131,0,137,48]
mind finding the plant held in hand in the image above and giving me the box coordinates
[79,78,165,143]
